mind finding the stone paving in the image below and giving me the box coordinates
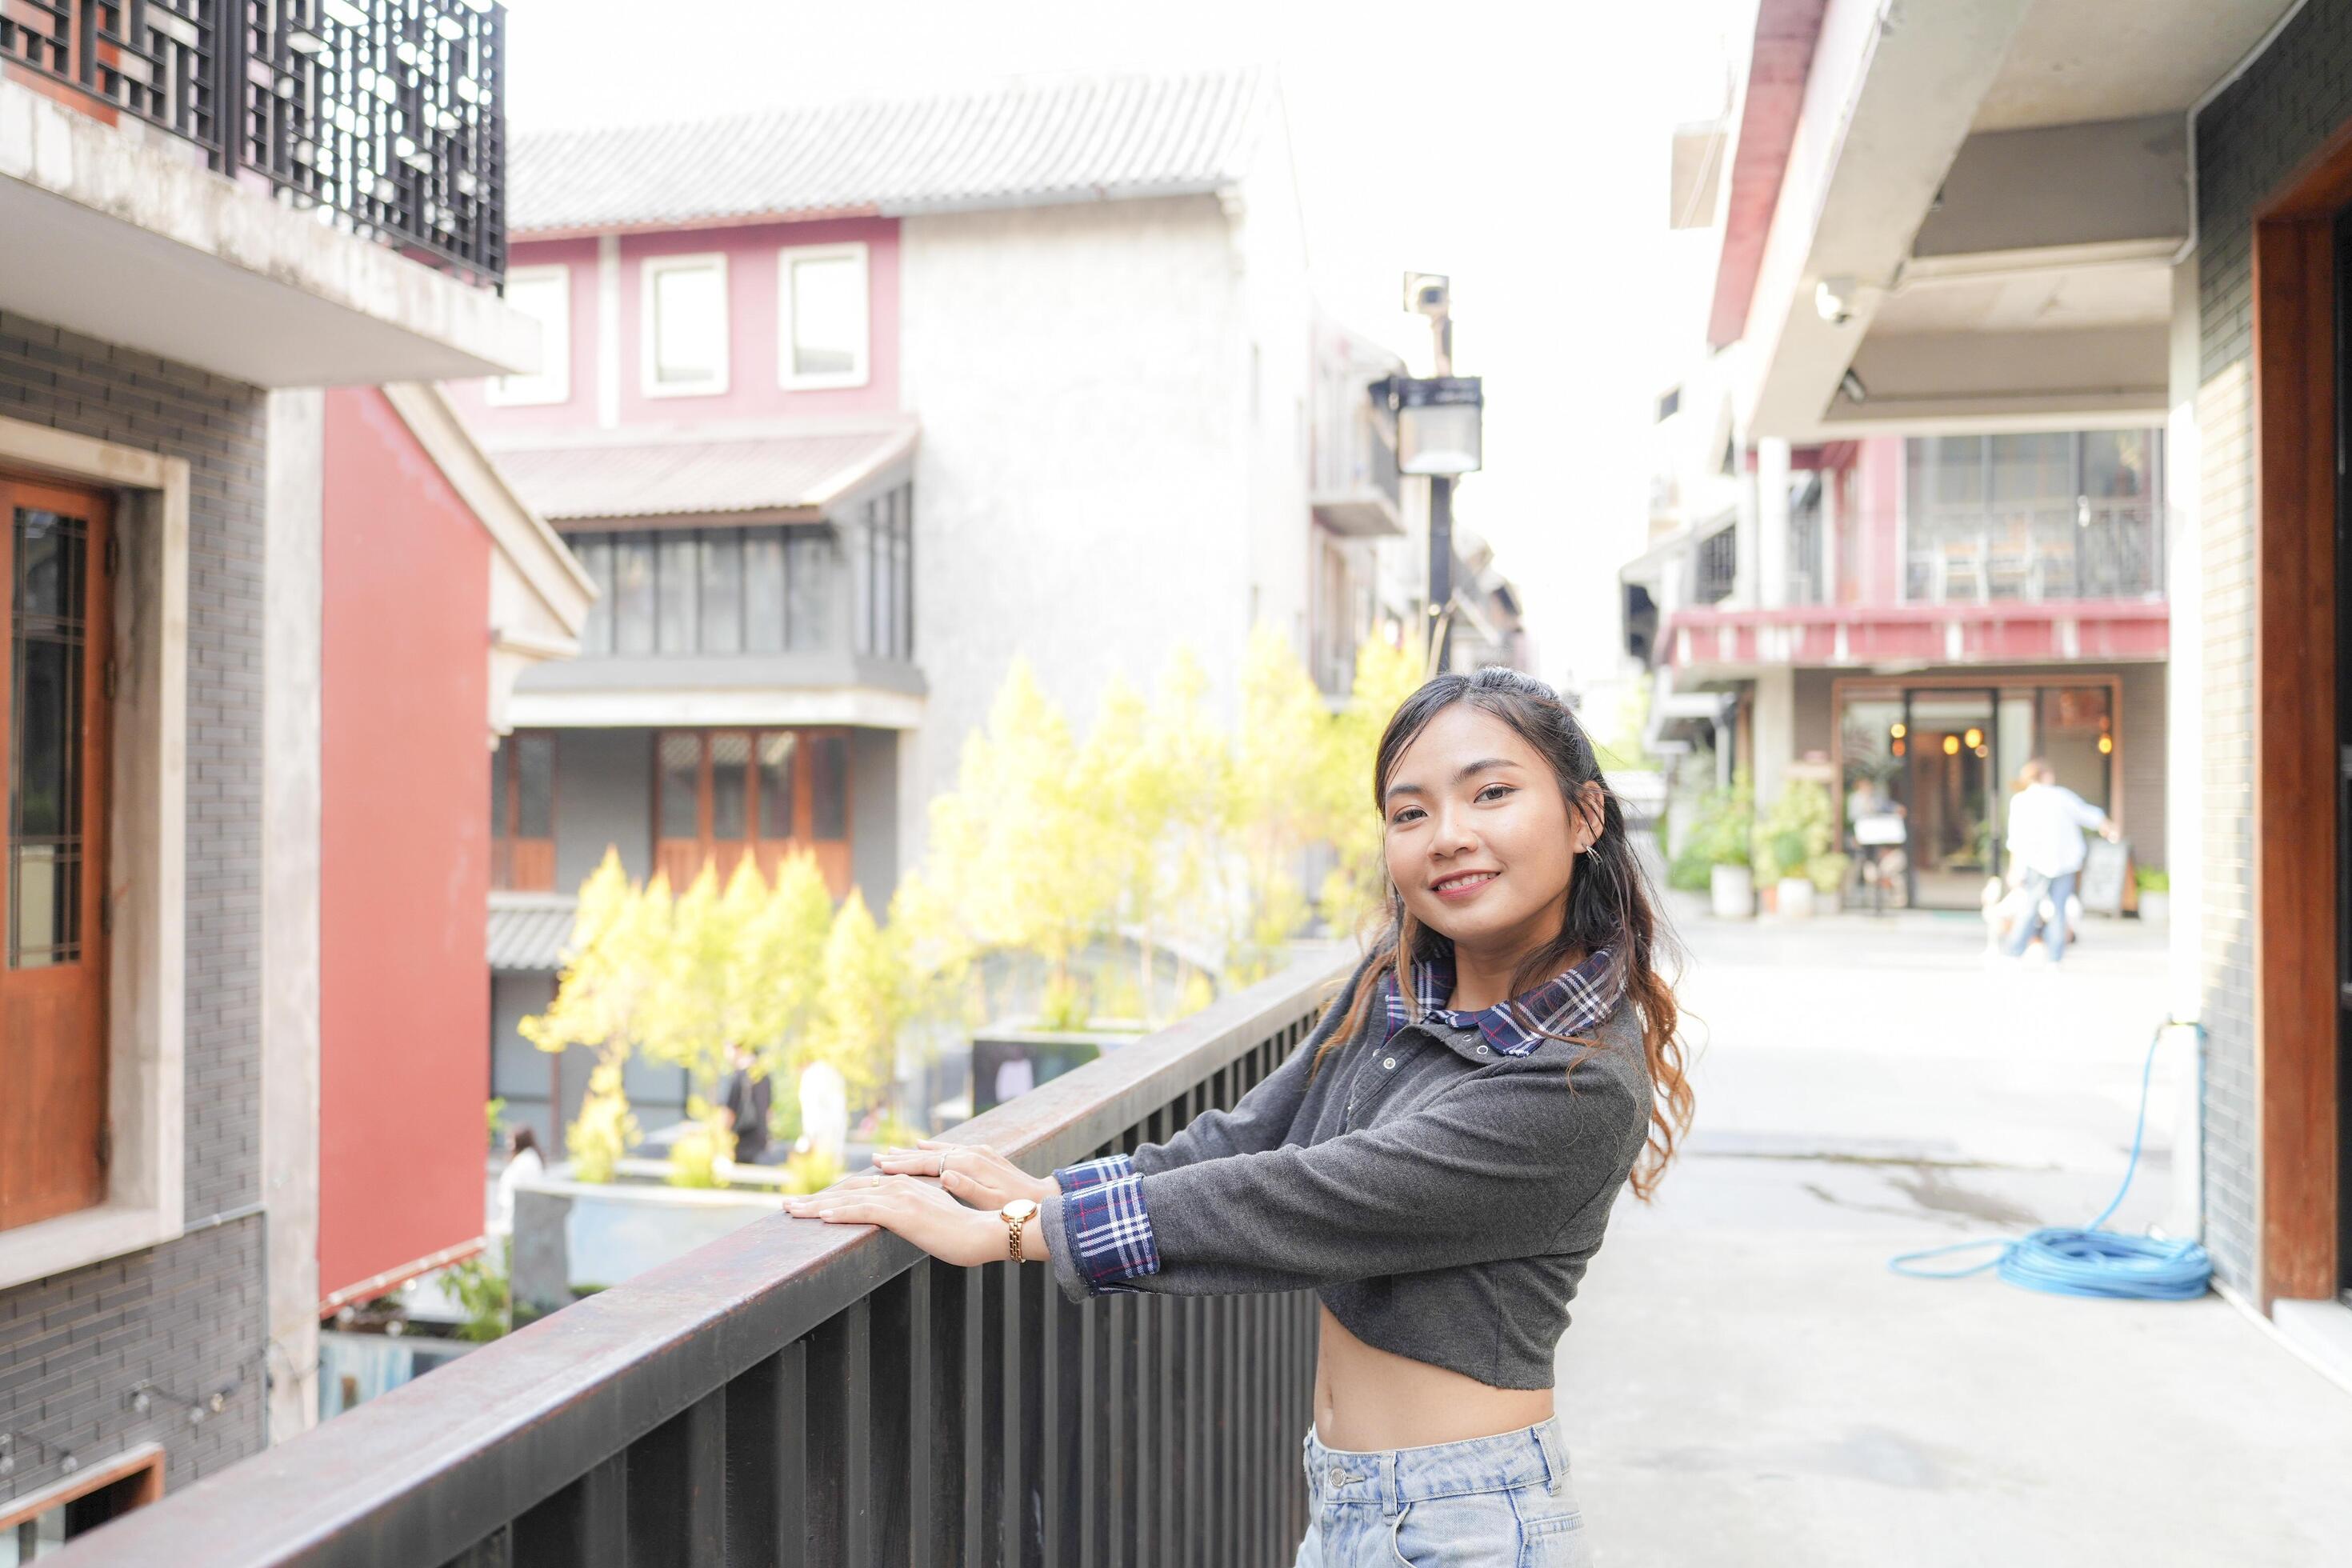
[1554,911,2352,1567]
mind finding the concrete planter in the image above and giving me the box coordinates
[511,1158,787,1320]
[972,1023,1146,1115]
[1710,863,1754,919]
[1776,877,1817,919]
[2138,891,2170,929]
[1664,888,1713,930]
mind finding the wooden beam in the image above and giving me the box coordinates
[2250,213,2343,1306]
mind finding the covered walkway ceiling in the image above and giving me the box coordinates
[1717,0,2299,440]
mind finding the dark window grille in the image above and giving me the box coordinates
[1694,526,1737,605]
[0,0,505,283]
[8,507,86,969]
[568,525,861,659]
[853,483,915,662]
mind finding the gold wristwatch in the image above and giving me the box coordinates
[999,1198,1040,1263]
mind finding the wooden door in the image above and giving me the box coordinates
[0,476,113,1232]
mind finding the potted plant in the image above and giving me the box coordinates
[1807,851,1851,917]
[1670,774,1755,918]
[1766,827,1814,918]
[1752,780,1836,921]
[2137,867,2170,928]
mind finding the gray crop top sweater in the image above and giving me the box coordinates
[1037,950,1655,1390]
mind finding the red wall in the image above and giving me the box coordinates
[318,389,493,1306]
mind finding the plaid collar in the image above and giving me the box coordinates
[1382,947,1621,1057]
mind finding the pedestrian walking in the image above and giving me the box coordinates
[2001,758,2118,966]
[492,1126,544,1238]
[794,668,1693,1564]
[718,1042,774,1166]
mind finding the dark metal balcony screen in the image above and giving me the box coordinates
[1694,524,1737,605]
[60,954,1350,1567]
[0,0,504,283]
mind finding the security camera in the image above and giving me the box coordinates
[1404,272,1451,318]
[1814,276,1858,327]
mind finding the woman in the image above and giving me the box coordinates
[492,1126,543,1238]
[786,668,1692,1564]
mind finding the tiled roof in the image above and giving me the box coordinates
[488,892,577,974]
[484,422,917,523]
[510,67,1270,234]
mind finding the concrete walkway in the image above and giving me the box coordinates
[1554,914,2352,1566]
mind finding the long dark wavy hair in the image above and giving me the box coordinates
[1314,667,1693,1199]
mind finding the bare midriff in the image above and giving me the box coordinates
[1311,1304,1554,1452]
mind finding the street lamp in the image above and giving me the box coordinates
[1394,376,1484,478]
[1378,271,1487,670]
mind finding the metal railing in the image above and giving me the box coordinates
[1693,525,1737,605]
[1902,499,2163,604]
[1310,399,1403,514]
[58,952,1351,1567]
[0,0,505,283]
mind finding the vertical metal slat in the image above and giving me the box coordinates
[808,1298,874,1566]
[1003,1259,1026,1568]
[625,1388,726,1566]
[1078,1285,1098,1567]
[871,1269,918,1567]
[511,1449,626,1568]
[725,1342,808,1566]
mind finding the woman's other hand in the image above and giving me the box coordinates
[872,1138,1058,1210]
[782,1172,1015,1266]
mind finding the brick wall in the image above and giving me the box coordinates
[2118,662,2167,873]
[2190,0,2352,1295]
[0,313,270,1497]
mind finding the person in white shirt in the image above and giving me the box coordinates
[493,1125,545,1236]
[2002,759,2118,964]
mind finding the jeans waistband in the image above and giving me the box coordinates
[1302,1416,1568,1513]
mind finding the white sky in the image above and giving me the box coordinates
[500,0,1739,692]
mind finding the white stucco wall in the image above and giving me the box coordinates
[897,191,1313,869]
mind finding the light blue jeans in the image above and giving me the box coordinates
[1292,1415,1594,1566]
[2007,870,2079,963]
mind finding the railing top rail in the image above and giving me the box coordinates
[56,949,1354,1567]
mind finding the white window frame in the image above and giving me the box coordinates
[777,242,870,391]
[485,264,573,407]
[0,418,187,1292]
[641,252,731,398]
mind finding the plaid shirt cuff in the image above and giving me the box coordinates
[1054,1154,1136,1193]
[1058,1170,1159,1295]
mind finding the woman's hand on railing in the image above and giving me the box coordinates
[872,1138,1058,1210]
[782,1171,1038,1267]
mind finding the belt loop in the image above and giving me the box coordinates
[1535,1418,1566,1494]
[1381,1449,1402,1518]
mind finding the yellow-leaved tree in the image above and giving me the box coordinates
[805,890,903,1110]
[1316,637,1430,933]
[924,659,1117,1018]
[1142,650,1232,1014]
[522,850,670,1070]
[1225,627,1330,984]
[1077,674,1174,1023]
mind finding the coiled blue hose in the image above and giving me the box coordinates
[1888,1021,2214,1301]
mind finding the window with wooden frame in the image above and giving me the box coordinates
[1,477,114,1236]
[654,728,851,897]
[490,732,555,892]
[0,1442,165,1553]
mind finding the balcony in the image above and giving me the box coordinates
[1902,500,2164,606]
[1310,398,1405,538]
[2,0,505,279]
[54,953,1349,1567]
[0,0,526,384]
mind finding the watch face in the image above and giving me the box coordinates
[1002,1198,1039,1222]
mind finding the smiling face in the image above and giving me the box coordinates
[1382,702,1598,966]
